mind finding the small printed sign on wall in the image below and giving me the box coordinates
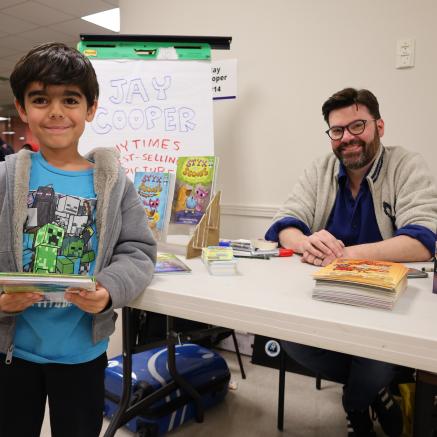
[211,59,237,100]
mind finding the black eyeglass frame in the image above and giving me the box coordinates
[325,119,377,140]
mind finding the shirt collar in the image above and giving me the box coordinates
[337,160,374,188]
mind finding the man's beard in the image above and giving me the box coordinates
[334,133,380,170]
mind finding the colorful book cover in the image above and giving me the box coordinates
[171,156,218,225]
[134,172,175,241]
[154,253,191,274]
[313,258,408,290]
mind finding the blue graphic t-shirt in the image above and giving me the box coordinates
[14,152,108,364]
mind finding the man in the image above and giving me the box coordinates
[265,88,437,437]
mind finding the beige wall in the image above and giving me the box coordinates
[120,0,437,239]
[107,0,437,358]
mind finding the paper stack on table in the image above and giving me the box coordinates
[312,259,409,310]
[201,246,238,276]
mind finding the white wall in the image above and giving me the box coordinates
[120,0,437,239]
[106,0,437,359]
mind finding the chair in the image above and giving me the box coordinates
[277,347,321,431]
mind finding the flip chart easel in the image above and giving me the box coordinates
[78,34,232,257]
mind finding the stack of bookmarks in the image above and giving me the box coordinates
[312,259,409,310]
[201,246,238,276]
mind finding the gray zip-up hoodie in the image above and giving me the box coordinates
[0,148,157,360]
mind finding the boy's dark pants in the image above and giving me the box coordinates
[281,341,396,411]
[0,353,107,437]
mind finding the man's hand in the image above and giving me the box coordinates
[65,283,111,314]
[299,230,345,265]
[0,292,42,313]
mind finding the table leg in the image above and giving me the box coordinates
[104,307,134,437]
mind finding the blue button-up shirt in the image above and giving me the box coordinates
[265,163,435,254]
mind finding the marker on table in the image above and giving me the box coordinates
[255,248,294,257]
[421,267,435,272]
[234,254,270,260]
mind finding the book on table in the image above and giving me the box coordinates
[154,253,191,274]
[133,171,175,242]
[170,156,219,226]
[312,258,409,310]
[0,272,96,303]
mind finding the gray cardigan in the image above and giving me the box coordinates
[272,145,437,240]
[0,148,157,358]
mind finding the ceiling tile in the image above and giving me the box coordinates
[0,46,19,57]
[51,18,117,38]
[20,26,71,44]
[0,0,27,9]
[0,35,36,51]
[0,59,13,70]
[0,12,39,33]
[103,0,119,6]
[2,1,74,26]
[35,0,113,18]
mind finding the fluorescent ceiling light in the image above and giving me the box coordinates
[82,8,120,32]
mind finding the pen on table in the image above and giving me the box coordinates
[421,267,434,272]
[254,248,294,257]
[234,254,270,260]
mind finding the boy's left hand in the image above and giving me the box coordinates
[65,283,111,314]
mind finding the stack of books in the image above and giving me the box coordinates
[0,272,96,304]
[312,259,409,310]
[201,246,238,276]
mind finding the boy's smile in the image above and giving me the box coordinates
[15,82,97,156]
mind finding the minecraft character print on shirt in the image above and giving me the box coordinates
[24,185,97,307]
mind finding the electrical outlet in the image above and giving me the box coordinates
[396,38,415,69]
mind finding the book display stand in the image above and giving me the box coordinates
[186,191,221,259]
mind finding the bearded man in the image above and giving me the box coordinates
[265,88,437,437]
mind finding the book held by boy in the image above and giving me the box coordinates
[154,253,192,274]
[0,272,96,303]
[312,258,409,310]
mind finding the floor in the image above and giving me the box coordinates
[40,350,385,437]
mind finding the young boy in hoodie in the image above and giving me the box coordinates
[0,42,157,437]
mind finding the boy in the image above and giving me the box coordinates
[0,43,157,437]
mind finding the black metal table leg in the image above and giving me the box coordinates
[104,307,134,437]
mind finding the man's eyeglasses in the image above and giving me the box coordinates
[325,119,377,141]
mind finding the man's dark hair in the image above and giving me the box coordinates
[322,88,381,125]
[10,42,99,109]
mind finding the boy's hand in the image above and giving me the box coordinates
[0,292,43,313]
[65,283,111,314]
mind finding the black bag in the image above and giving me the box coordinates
[251,335,316,377]
[413,371,437,436]
[137,311,232,348]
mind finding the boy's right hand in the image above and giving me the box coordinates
[0,292,43,313]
